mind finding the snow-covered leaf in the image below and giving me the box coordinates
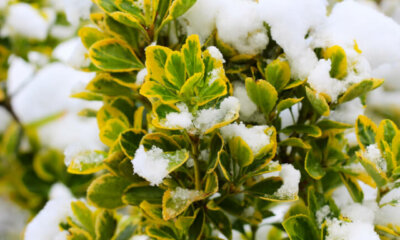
[323,45,348,79]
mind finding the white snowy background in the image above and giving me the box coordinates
[1,0,400,239]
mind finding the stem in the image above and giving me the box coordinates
[191,135,201,190]
[193,155,201,191]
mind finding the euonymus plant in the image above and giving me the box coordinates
[1,0,400,239]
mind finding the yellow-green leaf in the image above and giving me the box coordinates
[305,86,329,116]
[355,115,377,150]
[67,150,107,174]
[229,136,254,167]
[323,45,348,79]
[181,34,204,77]
[245,78,278,115]
[79,27,106,49]
[265,59,291,91]
[89,39,143,72]
[162,187,205,220]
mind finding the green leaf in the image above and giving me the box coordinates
[86,74,132,97]
[265,59,291,91]
[339,173,363,203]
[87,174,131,209]
[167,0,197,19]
[247,177,283,200]
[357,152,388,188]
[119,129,146,158]
[279,138,311,149]
[33,149,64,182]
[338,79,374,104]
[228,136,254,167]
[94,0,119,12]
[377,119,398,150]
[282,215,319,240]
[281,124,322,138]
[162,187,205,220]
[276,98,303,112]
[140,132,181,152]
[207,133,224,174]
[323,45,348,79]
[219,151,233,181]
[67,150,107,175]
[165,51,186,89]
[305,86,329,116]
[71,201,95,237]
[123,186,164,205]
[245,77,278,115]
[89,39,143,72]
[204,171,219,195]
[182,34,204,77]
[104,16,140,52]
[147,226,178,240]
[67,228,92,240]
[188,209,205,240]
[305,149,326,180]
[79,27,106,49]
[355,115,377,150]
[207,210,232,240]
[392,133,400,167]
[316,119,352,132]
[100,119,128,147]
[95,210,117,240]
[307,188,326,219]
[110,12,147,36]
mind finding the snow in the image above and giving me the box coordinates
[164,103,194,129]
[171,187,201,202]
[0,107,11,132]
[207,46,225,63]
[220,122,270,155]
[136,68,148,85]
[11,63,102,150]
[193,96,240,133]
[131,145,170,186]
[6,56,35,96]
[363,144,386,172]
[215,0,268,55]
[64,143,103,169]
[3,3,53,40]
[63,0,92,26]
[329,98,365,124]
[49,183,74,200]
[316,205,331,225]
[325,218,379,240]
[24,184,74,240]
[275,164,300,199]
[375,188,400,225]
[307,59,345,101]
[131,236,150,240]
[53,38,91,68]
[259,0,327,79]
[232,81,265,124]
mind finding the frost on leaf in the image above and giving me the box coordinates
[162,187,204,220]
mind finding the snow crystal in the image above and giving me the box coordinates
[194,96,240,133]
[363,144,387,172]
[132,145,170,186]
[316,205,331,226]
[275,164,300,199]
[64,143,103,169]
[164,103,194,129]
[220,122,270,155]
[207,46,225,63]
[136,68,148,85]
[325,218,379,240]
[4,3,53,40]
[307,59,346,102]
[171,187,201,202]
